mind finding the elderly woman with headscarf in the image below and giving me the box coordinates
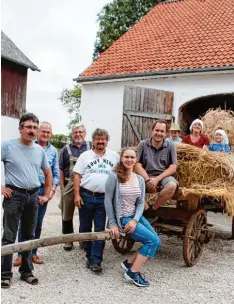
[182,119,210,148]
[208,129,231,154]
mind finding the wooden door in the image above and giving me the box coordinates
[121,85,174,147]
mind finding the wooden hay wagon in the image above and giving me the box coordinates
[112,144,234,267]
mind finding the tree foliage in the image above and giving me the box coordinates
[93,0,165,60]
[50,134,71,149]
[59,84,82,130]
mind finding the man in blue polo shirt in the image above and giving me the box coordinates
[59,124,91,251]
[13,122,60,266]
[1,113,52,288]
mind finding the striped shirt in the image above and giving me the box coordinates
[119,182,141,217]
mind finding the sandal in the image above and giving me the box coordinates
[1,279,11,289]
[21,275,38,285]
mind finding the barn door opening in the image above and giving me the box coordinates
[121,85,174,147]
[178,93,234,134]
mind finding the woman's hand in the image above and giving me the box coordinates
[110,226,120,239]
[124,220,137,234]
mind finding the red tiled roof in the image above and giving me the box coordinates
[78,0,234,80]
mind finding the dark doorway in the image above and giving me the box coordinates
[178,93,234,134]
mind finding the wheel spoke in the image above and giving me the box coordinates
[121,239,127,248]
[189,244,195,261]
[196,241,202,253]
[183,210,207,266]
[118,238,123,246]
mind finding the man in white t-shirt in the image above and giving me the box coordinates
[73,128,119,273]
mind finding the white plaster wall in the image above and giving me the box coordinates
[1,116,20,184]
[80,72,234,151]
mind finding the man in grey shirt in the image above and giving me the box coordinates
[1,113,52,288]
[135,120,178,214]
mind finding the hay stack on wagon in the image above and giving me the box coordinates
[176,144,234,216]
[201,108,234,145]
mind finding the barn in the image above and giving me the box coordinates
[1,31,40,183]
[74,0,234,151]
[1,31,40,142]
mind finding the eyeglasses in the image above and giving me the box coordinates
[22,125,38,130]
[123,156,136,159]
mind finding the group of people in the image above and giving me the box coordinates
[166,118,231,153]
[1,114,232,289]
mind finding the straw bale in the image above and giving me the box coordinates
[124,142,234,215]
[201,108,234,145]
[176,144,234,216]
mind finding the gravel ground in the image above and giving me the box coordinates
[2,191,234,304]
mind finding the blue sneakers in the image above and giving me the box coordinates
[124,269,150,287]
[121,259,132,271]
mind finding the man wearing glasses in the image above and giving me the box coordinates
[1,113,52,288]
[59,124,92,251]
[13,122,60,266]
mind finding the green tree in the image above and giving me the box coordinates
[93,0,165,60]
[59,84,82,130]
[50,134,71,149]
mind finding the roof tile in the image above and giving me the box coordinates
[78,0,234,79]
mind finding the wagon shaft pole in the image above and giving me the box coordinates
[1,231,111,256]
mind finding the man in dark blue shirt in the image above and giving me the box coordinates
[59,124,91,251]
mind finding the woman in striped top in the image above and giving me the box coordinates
[105,148,160,287]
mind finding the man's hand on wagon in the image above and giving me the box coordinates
[1,186,13,198]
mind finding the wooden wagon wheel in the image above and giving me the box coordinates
[183,209,209,267]
[112,235,135,254]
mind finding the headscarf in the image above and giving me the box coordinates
[215,129,229,145]
[189,119,204,133]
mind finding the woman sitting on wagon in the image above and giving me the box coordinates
[209,129,231,154]
[104,147,160,288]
[182,119,209,148]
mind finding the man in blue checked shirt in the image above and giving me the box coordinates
[13,122,60,266]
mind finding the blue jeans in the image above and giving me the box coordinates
[121,216,160,258]
[18,187,47,256]
[1,191,39,280]
[79,191,106,265]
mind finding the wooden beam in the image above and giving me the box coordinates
[154,223,184,233]
[1,232,111,256]
[125,113,142,142]
[123,110,172,120]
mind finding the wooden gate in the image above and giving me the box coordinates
[121,85,174,147]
